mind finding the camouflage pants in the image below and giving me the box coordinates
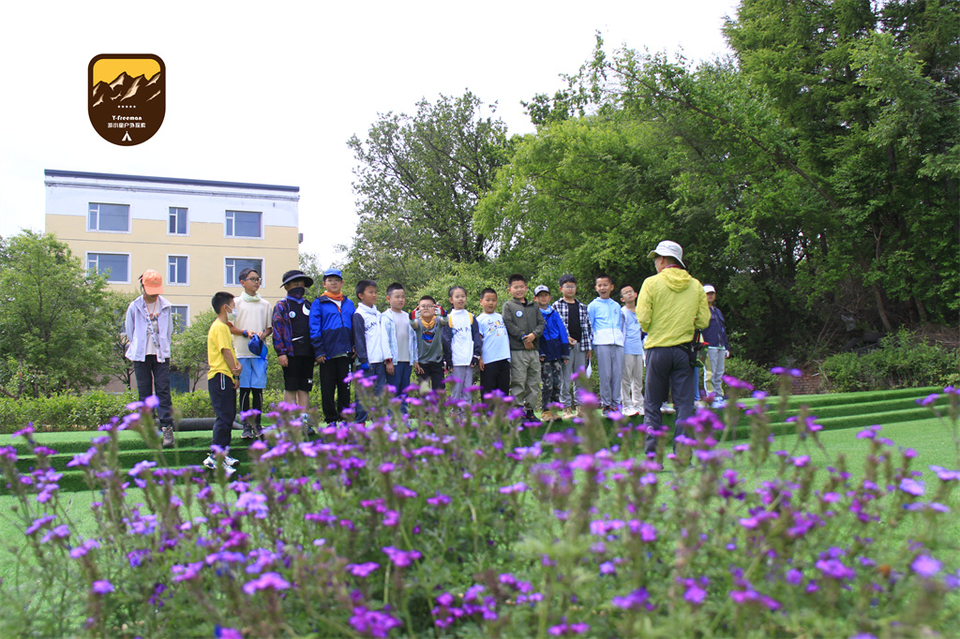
[541,360,563,410]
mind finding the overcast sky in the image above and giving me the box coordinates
[0,0,738,268]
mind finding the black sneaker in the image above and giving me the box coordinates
[241,426,256,439]
[525,410,541,423]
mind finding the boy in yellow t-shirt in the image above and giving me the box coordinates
[204,292,243,475]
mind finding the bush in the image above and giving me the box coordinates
[0,390,138,433]
[820,329,960,393]
[0,390,292,433]
[722,357,779,394]
[1,376,958,637]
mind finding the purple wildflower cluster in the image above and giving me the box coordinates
[0,378,957,637]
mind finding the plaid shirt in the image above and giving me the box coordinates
[552,298,593,351]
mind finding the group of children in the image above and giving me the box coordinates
[125,267,728,475]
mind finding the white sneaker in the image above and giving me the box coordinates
[223,454,239,467]
[203,454,237,476]
[622,408,639,417]
[661,402,676,415]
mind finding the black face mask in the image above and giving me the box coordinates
[288,287,305,299]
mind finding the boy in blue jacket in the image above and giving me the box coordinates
[535,286,569,422]
[310,268,356,426]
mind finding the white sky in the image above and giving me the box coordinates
[0,0,738,268]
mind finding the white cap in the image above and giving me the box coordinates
[703,284,716,294]
[647,240,685,268]
[533,285,550,296]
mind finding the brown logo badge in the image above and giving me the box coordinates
[88,54,165,146]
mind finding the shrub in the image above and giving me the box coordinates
[722,357,779,394]
[820,328,960,393]
[0,375,958,637]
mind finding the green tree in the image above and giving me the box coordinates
[724,0,960,330]
[171,309,216,392]
[0,231,117,398]
[105,291,138,389]
[345,91,512,290]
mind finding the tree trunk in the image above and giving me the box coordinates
[872,283,894,333]
[915,296,929,325]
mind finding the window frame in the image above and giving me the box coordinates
[224,257,264,287]
[86,251,131,284]
[224,210,263,239]
[168,207,189,236]
[87,202,131,233]
[167,254,189,286]
[170,305,190,334]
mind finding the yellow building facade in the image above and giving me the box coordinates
[45,169,300,328]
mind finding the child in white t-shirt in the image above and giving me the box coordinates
[441,286,481,403]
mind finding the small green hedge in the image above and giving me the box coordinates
[0,389,293,433]
[819,329,960,393]
[721,357,779,394]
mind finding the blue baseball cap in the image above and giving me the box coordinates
[323,268,343,279]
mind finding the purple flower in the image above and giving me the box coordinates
[683,582,707,605]
[916,393,939,407]
[721,375,753,391]
[25,515,55,536]
[911,555,941,578]
[499,482,528,494]
[349,605,402,638]
[69,539,100,558]
[426,493,451,506]
[611,587,652,611]
[898,478,925,496]
[382,546,422,568]
[548,620,590,636]
[599,561,616,575]
[242,572,291,594]
[393,485,417,499]
[345,562,380,578]
[816,559,856,581]
[930,466,960,481]
[91,580,114,595]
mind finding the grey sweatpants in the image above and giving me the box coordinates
[594,344,624,409]
[560,347,589,408]
[704,348,726,397]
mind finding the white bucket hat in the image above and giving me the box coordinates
[647,240,685,268]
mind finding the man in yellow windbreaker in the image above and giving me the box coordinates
[636,240,710,457]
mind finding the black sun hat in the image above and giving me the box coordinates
[280,269,314,288]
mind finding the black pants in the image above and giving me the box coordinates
[418,361,444,391]
[643,346,696,456]
[319,356,352,423]
[208,373,235,449]
[133,355,173,429]
[239,388,263,428]
[479,358,511,396]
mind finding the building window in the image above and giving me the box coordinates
[168,255,188,285]
[87,253,130,283]
[168,207,188,235]
[88,203,130,232]
[225,210,262,238]
[225,258,263,286]
[171,306,189,334]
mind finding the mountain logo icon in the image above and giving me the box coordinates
[88,54,165,146]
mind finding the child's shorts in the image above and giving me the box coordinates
[238,356,268,389]
[282,355,315,392]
